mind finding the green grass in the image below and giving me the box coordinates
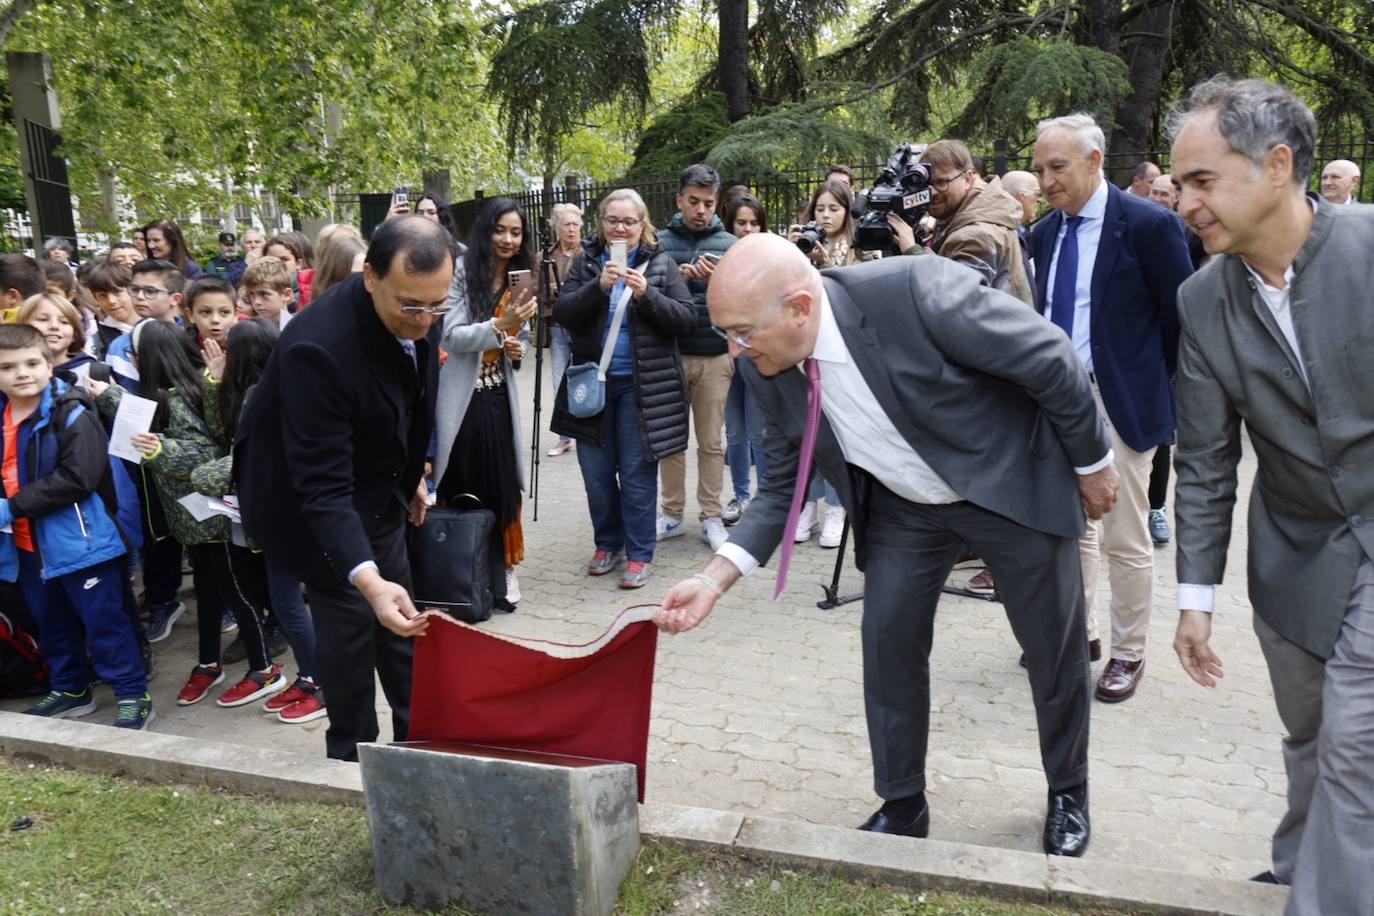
[0,756,1133,915]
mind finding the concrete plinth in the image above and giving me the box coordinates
[357,741,640,915]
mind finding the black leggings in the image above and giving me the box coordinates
[1148,442,1171,511]
[190,542,270,671]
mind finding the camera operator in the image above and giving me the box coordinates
[887,139,1034,307]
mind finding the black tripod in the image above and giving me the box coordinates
[528,233,557,521]
[815,518,1001,608]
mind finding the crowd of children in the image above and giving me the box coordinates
[0,220,354,730]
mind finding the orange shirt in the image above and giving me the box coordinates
[2,402,34,552]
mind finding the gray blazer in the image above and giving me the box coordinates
[728,255,1109,572]
[1174,202,1374,658]
[432,259,527,488]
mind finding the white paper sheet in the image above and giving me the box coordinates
[175,492,217,522]
[175,493,241,523]
[107,393,158,464]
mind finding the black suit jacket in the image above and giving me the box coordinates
[235,274,435,585]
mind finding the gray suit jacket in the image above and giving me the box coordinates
[1174,202,1374,658]
[728,255,1108,572]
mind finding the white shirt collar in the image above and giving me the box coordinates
[809,290,848,365]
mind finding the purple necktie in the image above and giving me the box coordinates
[774,357,822,599]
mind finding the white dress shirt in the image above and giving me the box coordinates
[1178,200,1316,614]
[1042,179,1109,372]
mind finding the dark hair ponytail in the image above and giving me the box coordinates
[216,318,278,447]
[131,319,205,431]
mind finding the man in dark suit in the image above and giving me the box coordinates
[1031,115,1193,702]
[1168,77,1374,913]
[655,233,1118,856]
[235,216,451,761]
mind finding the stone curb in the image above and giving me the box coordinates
[1,712,1287,915]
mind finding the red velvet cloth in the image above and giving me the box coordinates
[409,606,658,801]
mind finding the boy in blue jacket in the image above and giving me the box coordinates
[0,324,150,729]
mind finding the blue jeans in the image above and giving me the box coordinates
[725,362,767,503]
[266,554,319,687]
[808,470,841,506]
[550,325,573,444]
[19,551,145,697]
[576,376,658,563]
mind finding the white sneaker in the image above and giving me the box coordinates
[819,506,846,547]
[657,513,686,540]
[793,502,818,543]
[505,567,521,604]
[702,517,728,550]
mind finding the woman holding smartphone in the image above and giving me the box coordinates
[551,189,694,589]
[432,197,537,610]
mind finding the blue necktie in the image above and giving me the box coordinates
[1050,216,1082,338]
[398,337,417,368]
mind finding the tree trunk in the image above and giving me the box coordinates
[1075,0,1121,55]
[718,0,750,122]
[1108,0,1176,185]
[97,164,119,244]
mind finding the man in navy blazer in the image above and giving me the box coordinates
[1031,113,1193,703]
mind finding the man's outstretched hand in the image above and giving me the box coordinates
[654,557,742,634]
[355,568,429,638]
[1174,609,1224,688]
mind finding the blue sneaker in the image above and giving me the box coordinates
[113,693,154,730]
[220,610,238,634]
[146,601,186,643]
[23,686,97,719]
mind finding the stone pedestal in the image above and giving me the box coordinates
[358,741,640,915]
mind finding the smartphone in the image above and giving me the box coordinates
[610,240,628,270]
[702,252,722,264]
[393,186,409,205]
[507,269,536,304]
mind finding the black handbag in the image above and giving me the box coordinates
[407,494,501,623]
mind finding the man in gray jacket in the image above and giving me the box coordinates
[1169,77,1374,914]
[655,233,1118,857]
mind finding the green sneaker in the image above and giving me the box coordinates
[23,687,97,719]
[113,693,154,731]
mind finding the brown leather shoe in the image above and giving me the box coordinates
[1095,658,1145,702]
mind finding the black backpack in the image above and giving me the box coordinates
[0,583,49,698]
[407,495,502,623]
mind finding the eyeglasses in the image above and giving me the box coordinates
[710,296,788,350]
[128,284,170,299]
[929,171,970,192]
[399,304,450,316]
[601,216,642,229]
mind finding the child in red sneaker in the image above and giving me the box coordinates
[90,319,287,708]
[192,318,325,724]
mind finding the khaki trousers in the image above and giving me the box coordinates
[1080,382,1157,661]
[660,353,733,521]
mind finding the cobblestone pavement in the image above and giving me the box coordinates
[3,374,1284,880]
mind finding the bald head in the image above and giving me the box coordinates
[708,233,821,377]
[1000,170,1041,224]
[1149,174,1178,209]
[1320,159,1360,204]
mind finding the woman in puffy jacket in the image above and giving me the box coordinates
[551,188,694,590]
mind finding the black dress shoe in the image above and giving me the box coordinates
[857,800,930,838]
[1251,870,1286,885]
[1043,786,1090,857]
